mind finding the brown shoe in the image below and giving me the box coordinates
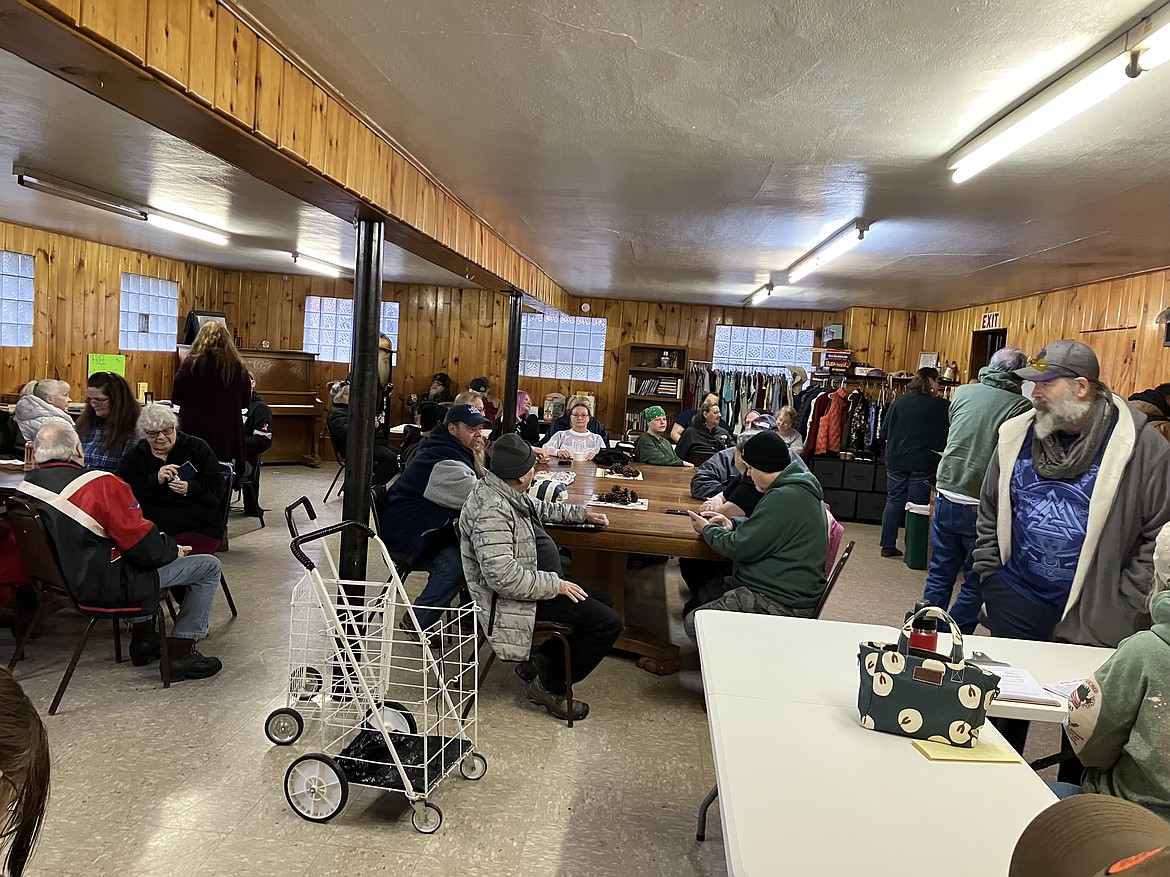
[523,676,589,721]
[165,637,223,682]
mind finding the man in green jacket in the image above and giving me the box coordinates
[684,430,828,639]
[1057,523,1170,818]
[634,405,694,467]
[922,348,1032,632]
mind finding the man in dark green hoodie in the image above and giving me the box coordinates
[683,430,828,639]
[922,347,1032,632]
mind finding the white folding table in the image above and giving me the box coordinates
[695,613,1115,876]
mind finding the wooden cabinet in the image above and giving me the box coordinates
[619,344,688,436]
[238,349,322,466]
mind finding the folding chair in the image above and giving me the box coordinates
[472,620,577,728]
[324,432,346,503]
[5,496,173,715]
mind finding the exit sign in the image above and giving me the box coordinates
[980,311,1001,331]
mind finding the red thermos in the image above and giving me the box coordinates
[906,601,938,652]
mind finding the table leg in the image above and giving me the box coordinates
[569,548,680,676]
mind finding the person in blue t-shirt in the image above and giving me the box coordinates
[972,339,1170,764]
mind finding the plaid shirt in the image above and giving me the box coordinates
[80,425,139,473]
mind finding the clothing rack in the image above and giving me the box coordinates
[691,359,808,375]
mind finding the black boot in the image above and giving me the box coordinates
[165,637,223,682]
[129,621,161,666]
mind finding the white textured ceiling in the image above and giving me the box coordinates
[0,49,477,289]
[233,0,1170,310]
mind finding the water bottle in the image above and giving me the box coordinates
[906,601,938,653]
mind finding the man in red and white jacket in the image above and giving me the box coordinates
[17,422,222,682]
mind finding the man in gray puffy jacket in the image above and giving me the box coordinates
[460,434,621,722]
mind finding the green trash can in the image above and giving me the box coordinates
[904,502,931,570]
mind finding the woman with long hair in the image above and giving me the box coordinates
[172,321,250,466]
[0,667,50,877]
[74,371,140,472]
[489,391,548,454]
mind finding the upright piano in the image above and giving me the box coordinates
[239,349,322,467]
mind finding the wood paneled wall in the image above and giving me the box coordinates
[921,271,1170,395]
[0,219,223,399]
[21,0,575,312]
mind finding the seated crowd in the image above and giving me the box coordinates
[9,336,1170,873]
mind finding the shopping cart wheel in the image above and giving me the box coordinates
[290,666,323,701]
[285,754,349,823]
[362,700,418,735]
[265,707,304,746]
[410,801,443,834]
[459,752,488,781]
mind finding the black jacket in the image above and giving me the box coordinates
[17,462,177,613]
[676,424,734,462]
[490,413,545,445]
[116,433,226,539]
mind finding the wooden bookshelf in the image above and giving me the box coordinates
[619,344,688,437]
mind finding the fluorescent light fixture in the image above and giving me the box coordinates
[13,166,146,220]
[786,220,870,285]
[294,252,349,277]
[145,212,229,245]
[949,5,1170,183]
[742,282,774,308]
[1138,21,1170,70]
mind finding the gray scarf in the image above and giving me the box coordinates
[1032,394,1113,480]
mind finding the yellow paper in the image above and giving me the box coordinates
[912,739,1023,763]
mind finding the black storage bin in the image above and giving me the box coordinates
[843,461,875,492]
[855,491,886,523]
[812,459,845,490]
[874,462,887,488]
[823,488,857,521]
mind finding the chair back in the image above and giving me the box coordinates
[5,496,75,605]
[813,539,854,619]
[370,484,388,537]
[326,429,346,466]
[217,461,235,540]
[687,448,716,467]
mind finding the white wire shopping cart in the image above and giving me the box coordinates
[264,497,485,833]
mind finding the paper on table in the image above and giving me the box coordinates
[912,739,1023,763]
[992,666,1063,707]
[587,498,650,510]
[1044,679,1088,700]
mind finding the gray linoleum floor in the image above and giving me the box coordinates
[8,464,1059,876]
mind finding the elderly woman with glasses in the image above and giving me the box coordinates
[544,396,606,461]
[74,371,140,472]
[115,405,226,555]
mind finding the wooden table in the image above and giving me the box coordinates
[539,459,720,675]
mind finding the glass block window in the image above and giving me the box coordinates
[520,314,607,382]
[0,250,35,347]
[712,325,815,371]
[303,296,400,364]
[119,273,179,352]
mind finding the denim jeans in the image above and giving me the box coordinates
[411,543,467,629]
[157,553,221,639]
[921,495,982,633]
[880,470,932,549]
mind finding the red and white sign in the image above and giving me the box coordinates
[979,311,1001,331]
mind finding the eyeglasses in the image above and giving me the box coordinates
[145,426,175,439]
[570,411,590,418]
[86,395,110,406]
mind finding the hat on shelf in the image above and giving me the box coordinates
[490,433,536,480]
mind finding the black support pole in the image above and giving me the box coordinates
[340,218,384,581]
[502,287,523,433]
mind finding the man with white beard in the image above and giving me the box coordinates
[974,339,1170,650]
[972,340,1170,765]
